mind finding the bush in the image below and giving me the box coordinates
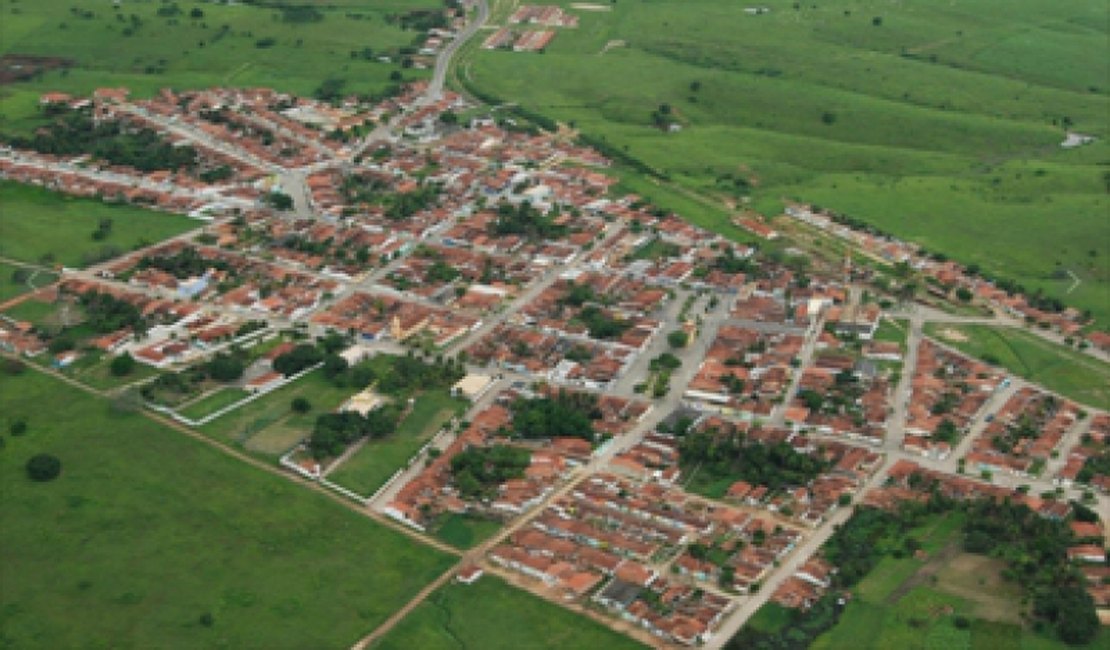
[292,397,312,413]
[26,453,61,482]
[10,418,27,436]
[110,353,136,377]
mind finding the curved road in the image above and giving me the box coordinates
[428,0,490,101]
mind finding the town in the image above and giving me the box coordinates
[1,3,1107,647]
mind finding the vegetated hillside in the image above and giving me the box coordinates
[462,0,1109,325]
[0,0,442,133]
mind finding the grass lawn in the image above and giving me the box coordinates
[925,324,1110,410]
[459,0,1109,325]
[0,368,454,649]
[176,387,251,421]
[873,318,910,351]
[430,513,504,551]
[370,574,646,650]
[199,369,355,457]
[0,261,55,303]
[0,182,198,268]
[329,389,467,497]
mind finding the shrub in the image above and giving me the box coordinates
[26,453,61,482]
[110,353,136,377]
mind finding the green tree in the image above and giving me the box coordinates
[26,453,61,482]
[667,330,689,348]
[110,352,136,377]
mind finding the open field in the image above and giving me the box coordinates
[329,389,467,497]
[811,511,1096,650]
[431,513,503,550]
[0,0,441,134]
[0,261,55,303]
[461,0,1109,324]
[370,574,646,650]
[177,387,251,421]
[0,181,198,268]
[925,323,1110,410]
[199,368,354,457]
[0,368,454,649]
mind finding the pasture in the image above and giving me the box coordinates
[460,0,1109,324]
[0,261,55,303]
[0,368,454,649]
[0,0,441,133]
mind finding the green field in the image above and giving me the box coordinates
[0,367,454,649]
[199,368,354,457]
[811,511,1095,650]
[177,387,251,421]
[0,261,55,303]
[431,513,503,550]
[370,574,646,650]
[459,0,1109,325]
[329,389,467,497]
[0,0,440,135]
[926,324,1110,410]
[0,182,198,268]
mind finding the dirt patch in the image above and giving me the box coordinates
[935,553,1024,624]
[0,54,74,85]
[572,3,612,10]
[937,327,969,343]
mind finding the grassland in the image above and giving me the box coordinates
[925,324,1110,410]
[0,261,55,303]
[199,368,354,457]
[329,389,467,496]
[0,0,442,135]
[0,181,198,268]
[370,574,646,650]
[460,0,1109,325]
[811,511,1095,650]
[0,368,454,649]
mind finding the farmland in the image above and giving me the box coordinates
[0,0,442,135]
[926,324,1110,410]
[459,0,1109,324]
[0,367,454,649]
[0,181,197,268]
[370,574,646,650]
